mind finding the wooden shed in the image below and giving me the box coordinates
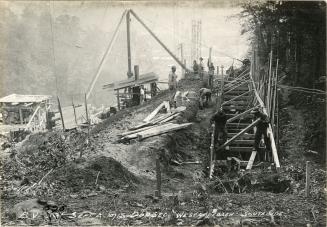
[103,71,159,110]
[0,94,52,133]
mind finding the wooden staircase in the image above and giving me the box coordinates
[222,74,256,155]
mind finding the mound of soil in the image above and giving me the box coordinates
[47,156,139,193]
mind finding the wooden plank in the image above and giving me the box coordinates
[228,147,253,152]
[218,118,260,150]
[120,124,161,137]
[57,96,65,131]
[226,105,260,123]
[124,123,174,139]
[224,86,249,92]
[246,151,257,170]
[249,70,280,168]
[143,102,165,122]
[222,106,249,110]
[224,80,249,95]
[227,122,249,127]
[159,113,180,123]
[230,140,254,145]
[137,123,192,140]
[223,90,253,104]
[209,123,215,179]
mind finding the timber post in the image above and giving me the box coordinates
[126,10,133,78]
[305,161,311,198]
[57,96,65,131]
[155,158,161,198]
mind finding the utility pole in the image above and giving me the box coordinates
[126,10,133,78]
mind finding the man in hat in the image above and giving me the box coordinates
[199,88,212,109]
[168,66,178,90]
[251,107,271,161]
[210,108,228,159]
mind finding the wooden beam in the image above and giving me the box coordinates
[57,96,65,131]
[130,10,190,72]
[222,90,253,105]
[120,124,160,137]
[246,151,257,170]
[126,10,133,78]
[84,94,89,124]
[226,105,260,123]
[86,10,127,99]
[143,101,166,122]
[224,80,249,94]
[116,90,121,110]
[209,123,215,179]
[218,118,260,150]
[250,60,280,168]
[124,123,174,139]
[137,123,192,140]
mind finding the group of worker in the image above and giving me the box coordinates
[168,63,271,162]
[168,56,217,91]
[210,107,271,162]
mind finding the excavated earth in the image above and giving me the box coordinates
[0,78,326,226]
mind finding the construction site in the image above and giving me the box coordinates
[0,1,326,226]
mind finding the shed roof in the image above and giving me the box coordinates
[0,94,51,103]
[103,72,159,91]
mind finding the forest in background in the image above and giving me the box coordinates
[240,1,326,87]
[239,1,326,160]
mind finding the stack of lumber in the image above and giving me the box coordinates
[118,101,190,141]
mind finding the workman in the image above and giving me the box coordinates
[251,107,271,162]
[199,57,204,80]
[193,60,199,77]
[199,88,212,109]
[210,108,228,159]
[168,66,178,90]
[208,62,215,87]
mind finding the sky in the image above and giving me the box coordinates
[4,0,250,107]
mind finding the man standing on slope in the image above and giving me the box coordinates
[210,108,228,159]
[251,107,271,162]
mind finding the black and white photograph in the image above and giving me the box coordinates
[0,0,326,226]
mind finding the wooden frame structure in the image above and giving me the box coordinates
[209,52,281,178]
[0,94,52,134]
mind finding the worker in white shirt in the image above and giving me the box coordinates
[140,85,145,105]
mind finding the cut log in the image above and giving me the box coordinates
[143,102,166,122]
[137,123,192,140]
